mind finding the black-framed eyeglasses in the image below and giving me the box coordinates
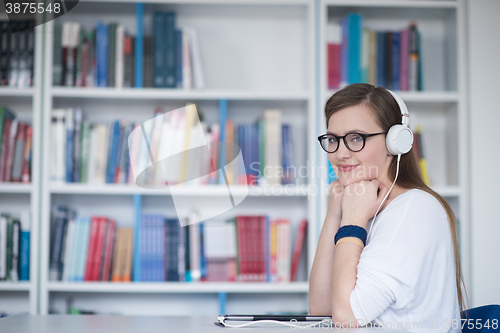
[317,132,387,153]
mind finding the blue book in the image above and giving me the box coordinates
[391,31,400,90]
[347,13,362,84]
[96,22,108,87]
[19,212,30,281]
[164,12,177,88]
[218,100,227,185]
[166,218,180,281]
[251,124,259,183]
[153,12,165,88]
[135,3,143,88]
[175,29,183,88]
[77,217,91,282]
[67,217,81,282]
[106,120,120,183]
[185,224,191,282]
[132,195,142,282]
[65,110,74,182]
[199,223,206,279]
[340,17,349,86]
[376,31,386,87]
[158,215,165,281]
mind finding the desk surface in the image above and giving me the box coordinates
[0,315,392,332]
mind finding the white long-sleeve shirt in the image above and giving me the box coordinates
[349,188,462,332]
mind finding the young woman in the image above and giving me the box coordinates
[308,83,468,331]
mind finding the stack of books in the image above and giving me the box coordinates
[52,11,204,89]
[0,20,35,88]
[49,206,308,283]
[327,13,422,91]
[50,107,295,186]
[0,106,33,183]
[0,212,31,282]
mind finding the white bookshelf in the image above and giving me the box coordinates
[318,0,470,299]
[0,21,42,315]
[39,0,316,316]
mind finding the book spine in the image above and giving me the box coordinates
[165,12,177,88]
[65,108,74,182]
[135,3,143,88]
[153,13,165,88]
[0,216,7,280]
[391,31,400,90]
[10,122,26,182]
[10,220,20,281]
[19,211,30,281]
[96,22,108,87]
[84,217,99,281]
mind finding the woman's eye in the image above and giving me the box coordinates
[328,137,337,144]
[350,135,363,142]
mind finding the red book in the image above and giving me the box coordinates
[236,216,247,281]
[399,28,410,91]
[328,43,341,90]
[290,219,307,282]
[0,119,12,181]
[21,125,32,183]
[92,217,108,281]
[257,216,267,281]
[101,219,116,281]
[84,217,100,281]
[327,22,341,90]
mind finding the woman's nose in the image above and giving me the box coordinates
[335,138,352,159]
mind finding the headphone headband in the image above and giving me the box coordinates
[384,89,413,155]
[386,89,410,128]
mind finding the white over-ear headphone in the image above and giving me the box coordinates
[385,89,413,155]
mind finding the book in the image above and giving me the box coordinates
[19,211,30,281]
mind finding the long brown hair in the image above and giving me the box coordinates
[324,83,469,318]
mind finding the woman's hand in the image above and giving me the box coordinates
[325,179,344,228]
[340,179,390,229]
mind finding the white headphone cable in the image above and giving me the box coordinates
[366,153,401,241]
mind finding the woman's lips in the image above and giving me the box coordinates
[338,165,357,172]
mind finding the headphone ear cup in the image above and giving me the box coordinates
[386,125,414,155]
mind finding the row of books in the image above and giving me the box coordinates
[50,107,295,186]
[53,11,204,89]
[0,20,35,88]
[327,13,422,91]
[0,212,31,282]
[49,207,307,283]
[0,106,33,183]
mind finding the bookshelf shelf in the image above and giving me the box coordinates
[51,87,311,101]
[0,282,32,291]
[0,88,35,97]
[48,184,310,196]
[47,281,309,293]
[0,183,33,193]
